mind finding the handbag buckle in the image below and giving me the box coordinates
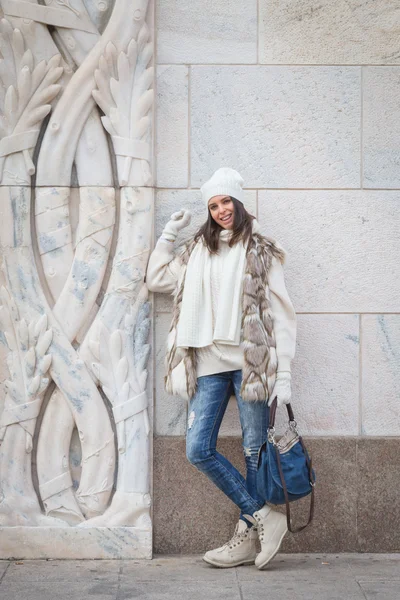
[289,420,298,433]
[267,427,276,445]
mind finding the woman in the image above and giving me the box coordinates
[146,167,296,569]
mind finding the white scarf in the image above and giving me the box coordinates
[176,227,247,348]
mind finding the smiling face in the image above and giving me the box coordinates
[207,195,235,229]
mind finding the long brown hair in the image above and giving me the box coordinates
[193,198,255,254]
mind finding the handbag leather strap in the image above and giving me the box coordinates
[274,438,315,533]
[268,401,295,428]
[268,399,315,533]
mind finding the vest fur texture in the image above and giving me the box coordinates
[164,233,285,402]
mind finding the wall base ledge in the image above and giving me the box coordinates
[0,527,152,560]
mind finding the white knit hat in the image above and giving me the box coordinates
[200,167,245,207]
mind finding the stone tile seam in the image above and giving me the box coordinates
[355,436,360,551]
[234,568,245,600]
[360,66,364,190]
[154,436,400,441]
[356,580,369,600]
[188,65,192,189]
[0,562,10,585]
[154,187,400,192]
[356,578,400,582]
[154,310,400,316]
[153,0,159,195]
[153,0,158,77]
[359,316,363,436]
[3,184,399,191]
[116,563,123,600]
[256,190,259,220]
[0,185,156,189]
[113,573,400,580]
[256,0,260,65]
[150,293,157,519]
[8,186,399,191]
[156,63,400,67]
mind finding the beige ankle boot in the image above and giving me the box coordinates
[202,519,258,568]
[253,504,288,570]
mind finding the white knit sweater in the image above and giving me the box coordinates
[146,235,297,377]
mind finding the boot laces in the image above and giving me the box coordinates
[224,523,250,550]
[255,514,265,541]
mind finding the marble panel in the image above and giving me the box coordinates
[191,66,360,188]
[258,190,400,313]
[156,66,189,188]
[361,315,400,436]
[157,0,257,64]
[259,1,400,65]
[363,67,400,188]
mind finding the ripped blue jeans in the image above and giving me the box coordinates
[186,370,269,522]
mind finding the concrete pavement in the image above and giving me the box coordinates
[0,554,399,599]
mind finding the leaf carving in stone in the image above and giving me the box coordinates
[0,18,63,181]
[92,23,153,185]
[89,288,151,454]
[0,288,53,453]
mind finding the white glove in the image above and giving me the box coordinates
[161,209,191,242]
[268,371,292,407]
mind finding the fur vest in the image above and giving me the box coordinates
[164,232,286,402]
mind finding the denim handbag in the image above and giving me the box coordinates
[256,400,316,533]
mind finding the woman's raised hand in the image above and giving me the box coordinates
[162,209,192,242]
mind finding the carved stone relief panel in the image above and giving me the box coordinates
[0,0,154,559]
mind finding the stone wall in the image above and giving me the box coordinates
[153,1,400,552]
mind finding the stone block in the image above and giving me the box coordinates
[361,315,400,436]
[157,0,257,64]
[259,1,400,65]
[191,66,360,188]
[363,67,400,188]
[156,66,188,188]
[0,527,152,559]
[154,313,187,436]
[357,439,400,552]
[281,438,358,553]
[281,314,360,436]
[258,190,400,313]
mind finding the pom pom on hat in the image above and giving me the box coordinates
[200,167,245,207]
